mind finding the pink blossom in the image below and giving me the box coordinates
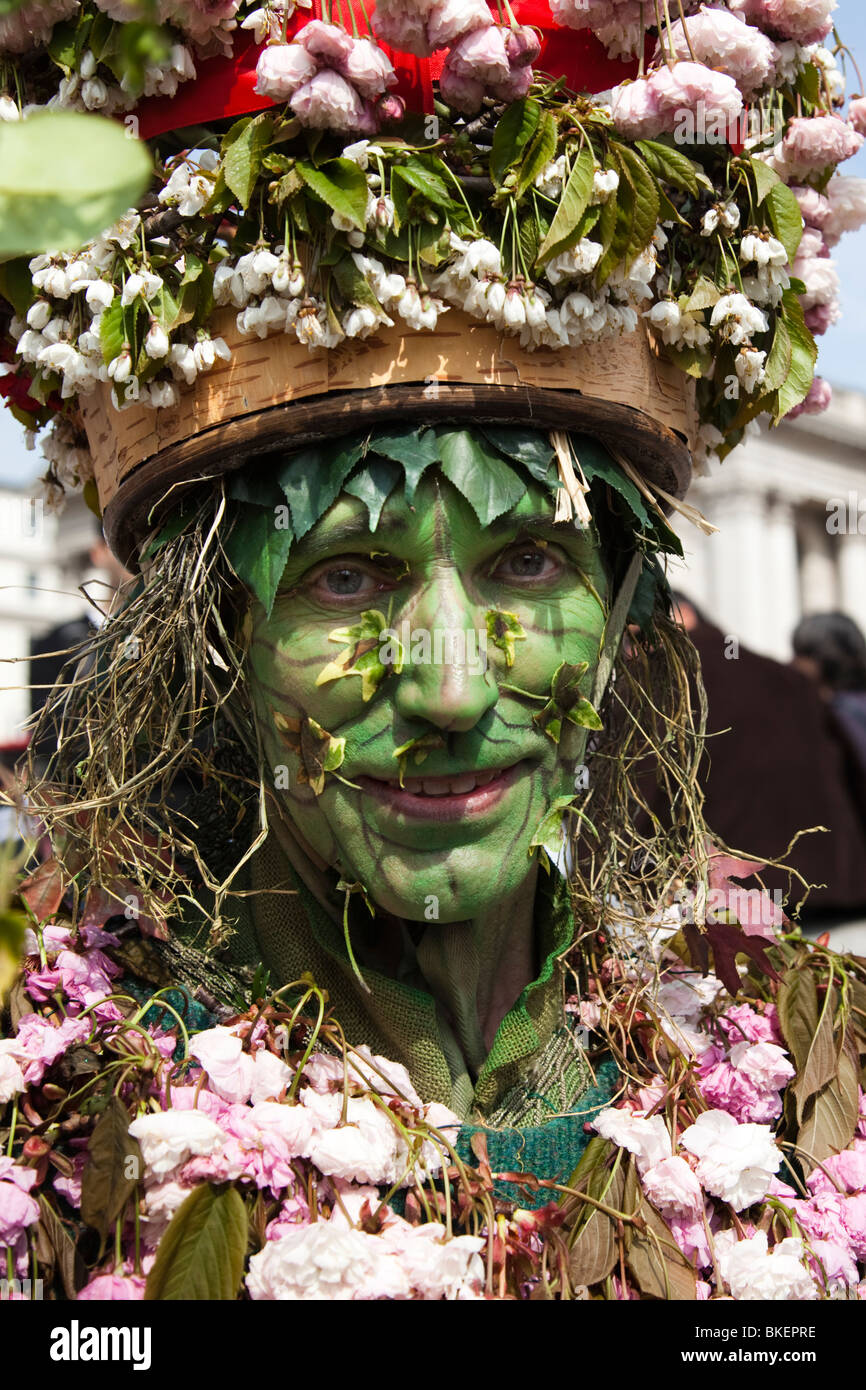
[593,1108,670,1175]
[290,70,372,132]
[255,43,318,99]
[642,1155,704,1220]
[809,1143,866,1195]
[786,375,833,420]
[294,19,354,65]
[822,174,866,246]
[669,1212,713,1268]
[371,3,431,57]
[841,1193,866,1260]
[793,184,833,231]
[490,63,534,102]
[6,1013,91,1086]
[77,1273,146,1300]
[849,97,866,138]
[805,303,838,336]
[189,1026,256,1105]
[56,946,120,1009]
[342,37,397,98]
[719,1002,782,1046]
[794,251,839,311]
[53,1152,87,1209]
[447,24,509,82]
[775,115,863,179]
[732,0,836,46]
[809,1239,858,1289]
[610,78,665,139]
[438,62,484,113]
[24,965,62,1002]
[0,1161,40,1243]
[650,61,743,129]
[426,0,492,50]
[663,6,776,98]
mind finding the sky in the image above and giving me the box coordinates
[0,2,864,488]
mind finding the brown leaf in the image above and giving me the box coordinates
[796,1033,860,1174]
[780,972,839,1124]
[36,1196,85,1298]
[6,974,34,1030]
[623,1163,697,1301]
[19,858,65,923]
[567,1145,626,1288]
[80,1096,142,1237]
[683,919,779,998]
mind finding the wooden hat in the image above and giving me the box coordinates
[81,307,697,564]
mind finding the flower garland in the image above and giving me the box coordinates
[1,0,865,509]
[3,846,866,1301]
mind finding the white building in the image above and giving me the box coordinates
[0,487,97,746]
[671,384,866,662]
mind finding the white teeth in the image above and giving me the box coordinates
[381,769,505,796]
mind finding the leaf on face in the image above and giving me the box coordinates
[300,717,346,795]
[392,732,446,786]
[224,505,294,617]
[278,438,364,538]
[479,427,556,483]
[80,1097,142,1239]
[343,457,402,532]
[438,430,525,526]
[145,1183,248,1301]
[485,609,526,668]
[316,608,390,702]
[533,660,594,742]
[364,427,440,504]
[529,794,580,860]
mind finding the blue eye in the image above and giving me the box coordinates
[324,567,365,595]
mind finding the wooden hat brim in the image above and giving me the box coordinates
[80,309,697,565]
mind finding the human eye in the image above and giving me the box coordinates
[488,539,567,586]
[301,555,401,606]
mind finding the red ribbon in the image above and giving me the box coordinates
[134,1,642,141]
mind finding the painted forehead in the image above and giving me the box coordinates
[287,468,585,560]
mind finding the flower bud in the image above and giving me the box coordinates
[505,24,540,68]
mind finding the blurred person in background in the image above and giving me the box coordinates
[793,613,866,812]
[669,595,866,947]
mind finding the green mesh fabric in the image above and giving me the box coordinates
[222,830,596,1125]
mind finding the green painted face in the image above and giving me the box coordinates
[245,463,609,924]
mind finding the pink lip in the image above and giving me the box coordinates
[355,760,531,821]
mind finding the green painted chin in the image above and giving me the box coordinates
[245,461,609,924]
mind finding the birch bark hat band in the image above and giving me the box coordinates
[82,310,696,562]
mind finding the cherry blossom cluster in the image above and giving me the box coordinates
[254,19,402,135]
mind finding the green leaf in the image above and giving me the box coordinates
[576,435,650,528]
[224,504,294,616]
[369,428,440,503]
[298,157,369,230]
[0,111,151,257]
[392,155,453,208]
[517,109,558,198]
[99,297,126,366]
[438,430,525,525]
[750,156,781,207]
[636,138,709,196]
[227,471,284,507]
[529,794,582,858]
[331,254,385,317]
[343,457,402,531]
[223,113,273,210]
[491,97,540,187]
[145,1183,247,1301]
[684,276,720,313]
[762,316,792,394]
[278,438,364,537]
[485,609,527,668]
[479,426,555,483]
[765,181,803,263]
[776,289,817,419]
[616,145,660,269]
[0,256,35,315]
[47,19,79,71]
[535,144,595,268]
[80,1098,142,1239]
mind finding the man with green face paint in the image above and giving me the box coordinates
[225,424,658,1125]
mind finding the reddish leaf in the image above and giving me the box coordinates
[684,919,780,998]
[19,857,65,923]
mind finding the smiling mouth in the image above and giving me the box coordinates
[355,759,533,820]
